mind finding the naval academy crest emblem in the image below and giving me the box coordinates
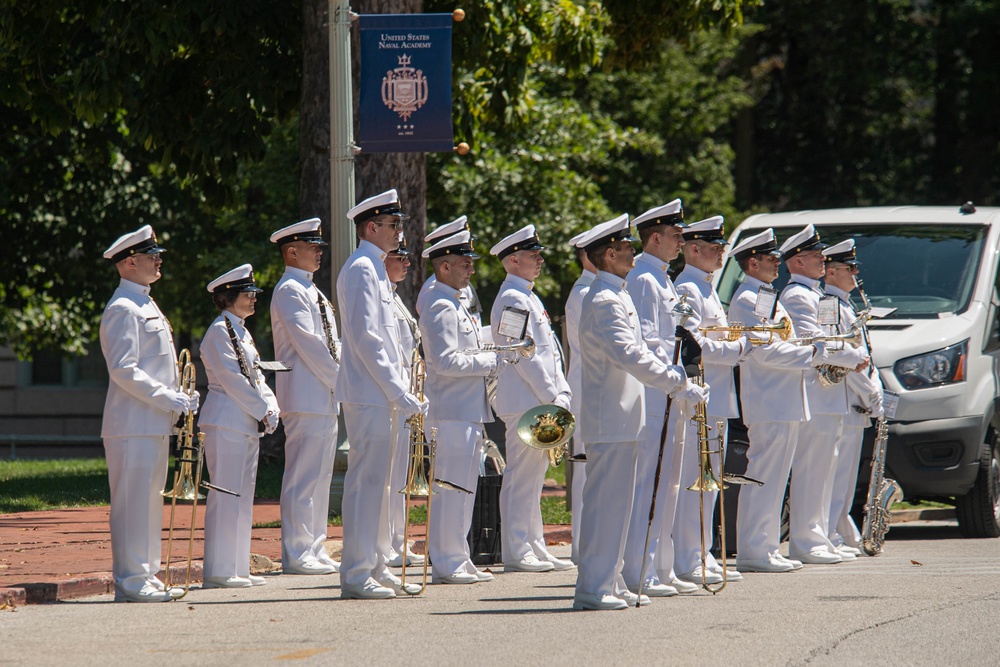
[381,54,428,122]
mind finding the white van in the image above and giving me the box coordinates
[716,205,1000,538]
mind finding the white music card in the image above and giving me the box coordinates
[754,286,778,321]
[497,306,529,340]
[818,295,840,326]
[882,391,899,420]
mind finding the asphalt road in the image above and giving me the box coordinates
[2,520,998,666]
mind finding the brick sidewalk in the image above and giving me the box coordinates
[0,492,572,606]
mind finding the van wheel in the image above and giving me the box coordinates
[955,430,1000,538]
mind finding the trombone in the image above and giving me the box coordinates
[398,348,472,595]
[163,349,239,599]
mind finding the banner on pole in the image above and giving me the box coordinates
[358,13,454,153]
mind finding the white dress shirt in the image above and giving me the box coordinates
[490,274,571,416]
[335,240,409,407]
[271,266,339,415]
[200,311,279,436]
[100,278,181,438]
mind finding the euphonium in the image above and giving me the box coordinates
[163,349,239,599]
[516,404,576,467]
[861,419,903,555]
[699,317,793,345]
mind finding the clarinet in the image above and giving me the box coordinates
[225,317,266,435]
[855,278,875,377]
[317,293,340,362]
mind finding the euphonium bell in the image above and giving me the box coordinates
[517,404,576,467]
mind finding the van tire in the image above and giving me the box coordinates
[955,430,1000,538]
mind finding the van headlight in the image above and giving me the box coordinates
[893,340,967,389]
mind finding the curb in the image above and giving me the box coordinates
[0,564,203,607]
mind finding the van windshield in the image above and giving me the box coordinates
[717,224,986,318]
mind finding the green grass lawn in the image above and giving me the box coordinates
[0,457,574,525]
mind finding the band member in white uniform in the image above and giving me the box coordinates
[100,225,197,602]
[416,216,484,329]
[337,189,426,599]
[623,200,701,597]
[269,218,341,576]
[384,235,426,568]
[728,229,859,572]
[490,225,575,573]
[200,265,280,588]
[779,225,868,564]
[420,231,503,584]
[673,216,748,585]
[574,214,705,611]
[822,239,884,553]
[564,229,599,564]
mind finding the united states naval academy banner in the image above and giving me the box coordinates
[358,13,454,153]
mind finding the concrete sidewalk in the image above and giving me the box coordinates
[0,495,574,607]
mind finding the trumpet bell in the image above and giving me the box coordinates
[517,405,576,451]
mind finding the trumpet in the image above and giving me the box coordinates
[699,317,793,345]
[463,335,536,360]
[163,350,239,599]
[785,322,864,348]
[516,404,576,467]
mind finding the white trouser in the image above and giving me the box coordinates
[499,413,551,563]
[575,441,638,598]
[737,421,799,561]
[203,427,259,579]
[829,422,865,548]
[280,412,339,566]
[674,414,728,576]
[104,435,170,595]
[427,420,483,577]
[388,410,410,559]
[789,413,842,556]
[341,404,395,587]
[622,407,685,588]
[570,437,587,564]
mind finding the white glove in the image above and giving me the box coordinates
[395,392,428,418]
[812,342,863,369]
[868,390,884,419]
[187,390,200,415]
[552,394,572,412]
[167,390,194,415]
[262,411,279,435]
[671,379,709,409]
[660,364,686,393]
[498,349,521,365]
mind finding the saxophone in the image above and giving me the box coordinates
[860,418,904,555]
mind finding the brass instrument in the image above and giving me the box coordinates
[397,348,472,595]
[163,350,239,599]
[860,419,903,555]
[474,336,536,405]
[516,404,576,467]
[685,363,729,594]
[699,317,793,345]
[787,323,865,387]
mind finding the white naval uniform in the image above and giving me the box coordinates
[728,276,816,563]
[565,268,596,563]
[576,270,686,600]
[674,264,746,576]
[199,311,279,580]
[100,278,183,596]
[388,291,417,561]
[420,286,497,578]
[270,266,341,569]
[623,252,688,588]
[490,274,572,565]
[780,275,866,558]
[417,275,483,329]
[826,284,884,549]
[335,240,411,588]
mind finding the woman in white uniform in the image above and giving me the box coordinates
[199,264,280,589]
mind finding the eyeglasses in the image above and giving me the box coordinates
[374,220,404,231]
[828,264,859,273]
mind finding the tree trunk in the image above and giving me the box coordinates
[300,0,334,298]
[353,0,426,314]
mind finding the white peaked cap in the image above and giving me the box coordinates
[490,224,545,260]
[347,189,408,223]
[580,213,635,251]
[730,228,780,261]
[425,215,470,243]
[206,264,263,294]
[103,225,166,262]
[422,230,479,260]
[682,215,727,244]
[632,199,685,231]
[778,223,827,259]
[269,218,327,246]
